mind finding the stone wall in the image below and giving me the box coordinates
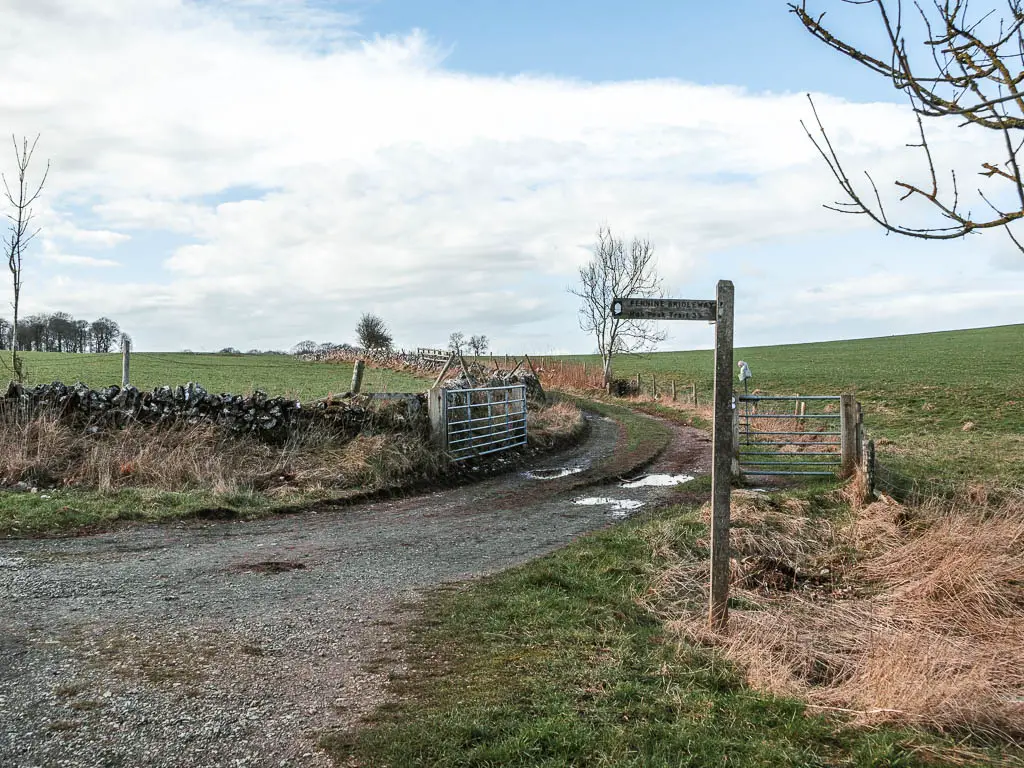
[1,381,426,444]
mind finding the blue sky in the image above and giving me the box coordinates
[350,0,894,98]
[3,0,1022,353]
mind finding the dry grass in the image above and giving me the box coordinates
[0,405,445,497]
[527,400,586,450]
[0,399,585,502]
[532,359,606,391]
[639,487,1024,742]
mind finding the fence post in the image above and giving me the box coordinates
[732,406,741,478]
[351,360,365,394]
[121,335,130,387]
[691,382,697,406]
[855,402,864,466]
[427,386,448,449]
[636,373,641,394]
[671,381,676,401]
[652,373,658,398]
[840,393,858,477]
[865,438,876,499]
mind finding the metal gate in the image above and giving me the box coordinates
[737,395,843,477]
[443,384,528,461]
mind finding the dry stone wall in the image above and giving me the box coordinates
[2,381,426,444]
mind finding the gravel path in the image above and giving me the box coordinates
[0,412,711,768]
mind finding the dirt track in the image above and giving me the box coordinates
[0,412,711,768]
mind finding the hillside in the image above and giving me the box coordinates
[543,324,1024,485]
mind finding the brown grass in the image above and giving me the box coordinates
[527,401,586,450]
[531,359,606,391]
[0,399,584,501]
[639,487,1024,741]
[0,406,446,497]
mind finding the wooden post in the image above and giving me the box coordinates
[855,403,864,465]
[731,406,741,478]
[432,354,455,388]
[865,438,876,499]
[691,382,697,406]
[523,354,546,403]
[670,381,676,401]
[652,373,658,398]
[351,360,365,394]
[427,386,448,449]
[636,373,641,395]
[840,393,858,477]
[709,280,735,632]
[121,335,131,388]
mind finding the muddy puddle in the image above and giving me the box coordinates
[620,474,694,488]
[522,465,586,480]
[572,497,645,517]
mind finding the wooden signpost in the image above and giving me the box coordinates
[611,281,735,631]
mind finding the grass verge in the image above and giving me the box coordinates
[321,490,994,768]
[558,394,673,480]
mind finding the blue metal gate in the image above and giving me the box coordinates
[444,384,528,461]
[737,395,843,477]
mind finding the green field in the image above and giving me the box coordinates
[541,324,1024,486]
[11,352,432,400]
[9,324,1024,484]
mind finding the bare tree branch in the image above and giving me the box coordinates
[4,134,49,382]
[790,1,1024,251]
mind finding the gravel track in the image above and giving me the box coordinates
[0,412,711,768]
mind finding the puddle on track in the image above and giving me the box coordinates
[522,466,586,480]
[620,474,694,488]
[573,497,645,517]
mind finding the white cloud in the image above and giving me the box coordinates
[39,253,120,268]
[0,0,1018,351]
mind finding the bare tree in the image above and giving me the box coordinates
[3,135,49,381]
[90,317,120,353]
[468,334,489,357]
[355,312,393,350]
[791,1,1024,250]
[569,226,665,386]
[447,331,466,355]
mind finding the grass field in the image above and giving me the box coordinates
[537,324,1024,486]
[11,351,433,400]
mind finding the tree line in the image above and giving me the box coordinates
[0,313,121,353]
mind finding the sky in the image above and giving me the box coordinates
[3,0,1024,353]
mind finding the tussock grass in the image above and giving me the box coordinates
[640,486,1024,743]
[526,400,587,450]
